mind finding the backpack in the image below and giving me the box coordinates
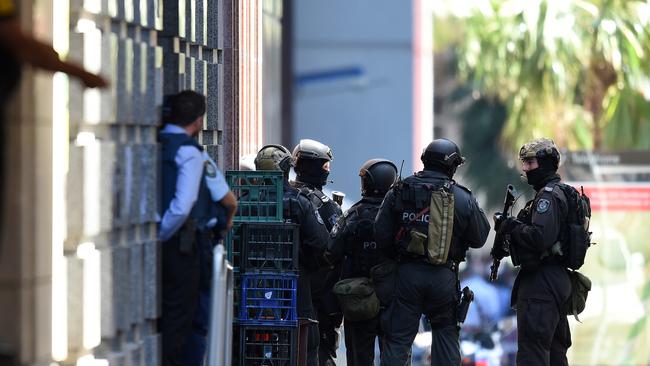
[556,184,593,320]
[557,184,593,270]
[395,180,455,265]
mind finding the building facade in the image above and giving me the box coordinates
[0,0,286,364]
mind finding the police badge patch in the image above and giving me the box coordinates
[315,210,325,225]
[536,199,550,213]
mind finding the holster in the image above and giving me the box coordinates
[178,218,197,254]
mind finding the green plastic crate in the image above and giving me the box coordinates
[226,170,284,222]
[226,222,243,273]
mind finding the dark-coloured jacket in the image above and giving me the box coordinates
[283,181,331,272]
[509,176,569,270]
[291,181,343,232]
[330,196,393,279]
[283,181,331,319]
[374,170,490,263]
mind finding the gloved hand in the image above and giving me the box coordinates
[493,212,504,231]
[497,217,520,236]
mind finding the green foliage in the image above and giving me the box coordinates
[436,0,650,151]
[455,89,530,209]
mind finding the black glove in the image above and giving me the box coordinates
[490,244,509,260]
[497,217,520,236]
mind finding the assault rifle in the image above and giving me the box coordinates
[489,184,517,282]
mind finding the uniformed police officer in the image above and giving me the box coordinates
[291,139,344,366]
[496,138,572,366]
[158,91,237,366]
[255,144,331,365]
[329,159,398,365]
[375,138,490,365]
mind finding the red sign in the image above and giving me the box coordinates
[571,185,650,211]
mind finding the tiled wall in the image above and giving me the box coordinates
[62,0,233,364]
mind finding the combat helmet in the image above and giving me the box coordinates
[255,144,293,174]
[519,138,561,169]
[421,138,465,177]
[359,159,398,197]
[292,139,333,187]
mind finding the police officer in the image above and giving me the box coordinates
[375,138,490,365]
[255,144,331,365]
[159,91,237,366]
[291,139,343,366]
[495,138,572,366]
[329,159,398,365]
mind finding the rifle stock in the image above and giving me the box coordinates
[489,184,516,282]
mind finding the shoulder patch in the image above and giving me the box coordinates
[314,210,325,225]
[544,186,553,192]
[536,198,551,213]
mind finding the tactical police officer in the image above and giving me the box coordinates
[329,159,398,365]
[255,144,331,365]
[291,139,344,366]
[375,138,490,365]
[496,138,572,366]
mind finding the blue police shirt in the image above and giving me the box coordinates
[158,124,205,241]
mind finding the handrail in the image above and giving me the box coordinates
[206,244,234,366]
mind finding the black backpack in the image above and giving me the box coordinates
[557,184,593,270]
[557,184,594,320]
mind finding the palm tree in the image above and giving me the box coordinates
[435,0,650,151]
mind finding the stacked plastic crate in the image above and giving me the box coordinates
[225,171,299,366]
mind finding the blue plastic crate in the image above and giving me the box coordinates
[239,273,298,327]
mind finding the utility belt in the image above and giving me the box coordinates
[398,254,459,273]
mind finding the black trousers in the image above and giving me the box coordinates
[344,316,381,365]
[161,236,200,366]
[514,265,572,366]
[298,270,320,365]
[380,262,459,366]
[315,307,342,366]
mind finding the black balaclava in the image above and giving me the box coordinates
[296,158,329,189]
[524,157,559,190]
[424,161,455,179]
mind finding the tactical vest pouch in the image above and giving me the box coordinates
[406,230,427,256]
[565,269,591,321]
[426,188,455,264]
[333,277,380,322]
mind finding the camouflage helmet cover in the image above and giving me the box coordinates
[255,144,293,173]
[519,138,561,163]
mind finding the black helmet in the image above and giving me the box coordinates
[292,139,333,187]
[255,144,293,174]
[421,138,465,176]
[359,159,398,197]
